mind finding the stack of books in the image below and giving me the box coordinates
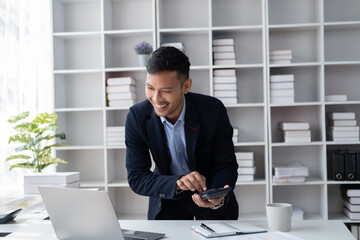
[269,49,292,64]
[106,77,137,108]
[24,172,80,194]
[273,162,309,183]
[232,128,238,144]
[161,42,185,52]
[270,74,295,104]
[213,69,237,105]
[106,126,125,146]
[236,152,256,182]
[342,185,360,220]
[279,121,311,143]
[327,112,359,142]
[325,94,348,102]
[213,38,236,66]
[292,205,305,220]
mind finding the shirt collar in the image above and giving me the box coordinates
[160,97,186,126]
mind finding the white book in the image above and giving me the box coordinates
[232,136,238,143]
[344,196,360,205]
[344,200,360,212]
[270,59,291,64]
[273,176,306,183]
[214,52,236,59]
[279,122,310,131]
[292,206,304,220]
[107,136,125,142]
[237,174,254,182]
[107,92,137,100]
[270,82,294,90]
[106,85,136,93]
[24,172,80,185]
[213,76,237,84]
[161,42,185,50]
[213,69,236,77]
[212,38,235,46]
[284,135,311,143]
[274,162,309,178]
[214,59,236,65]
[283,130,311,137]
[108,99,136,107]
[271,96,294,104]
[269,55,292,60]
[218,97,238,105]
[214,90,237,97]
[325,94,347,102]
[270,50,292,56]
[107,77,135,86]
[329,131,359,138]
[235,152,254,160]
[271,89,295,97]
[270,74,294,83]
[237,159,255,167]
[331,137,359,142]
[329,126,360,132]
[107,141,125,146]
[238,166,256,175]
[106,126,125,132]
[213,45,235,52]
[328,119,357,126]
[24,181,80,195]
[328,112,356,120]
[233,128,239,136]
[107,132,125,137]
[344,207,360,220]
[213,83,237,91]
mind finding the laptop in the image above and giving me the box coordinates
[38,186,165,240]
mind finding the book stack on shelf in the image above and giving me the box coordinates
[269,50,292,64]
[292,205,305,220]
[325,94,348,102]
[236,152,255,182]
[106,77,137,108]
[161,42,185,52]
[342,185,360,220]
[213,69,238,105]
[213,38,236,66]
[232,128,238,144]
[23,172,80,194]
[270,74,295,104]
[106,126,125,146]
[327,112,359,142]
[273,162,309,183]
[279,121,311,143]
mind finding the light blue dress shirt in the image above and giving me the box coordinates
[160,98,190,176]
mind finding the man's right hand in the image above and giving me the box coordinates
[176,171,207,192]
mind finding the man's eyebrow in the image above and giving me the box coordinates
[146,82,174,90]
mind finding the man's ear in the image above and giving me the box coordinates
[183,78,192,94]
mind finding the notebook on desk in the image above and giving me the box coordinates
[38,186,165,240]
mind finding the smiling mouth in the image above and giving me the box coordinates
[154,103,168,111]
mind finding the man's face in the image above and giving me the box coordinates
[145,71,192,124]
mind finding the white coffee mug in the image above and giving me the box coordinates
[266,203,292,232]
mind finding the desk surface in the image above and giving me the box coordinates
[0,219,355,240]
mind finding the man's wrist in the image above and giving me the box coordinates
[211,198,225,210]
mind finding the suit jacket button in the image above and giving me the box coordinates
[159,193,165,198]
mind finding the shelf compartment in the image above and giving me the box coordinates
[273,184,326,220]
[325,104,360,130]
[104,0,154,31]
[212,29,264,65]
[56,111,104,146]
[212,0,262,27]
[106,109,128,127]
[227,107,265,143]
[271,145,326,181]
[268,28,321,63]
[327,184,348,221]
[105,32,154,68]
[270,105,323,143]
[53,35,102,70]
[270,66,322,103]
[56,149,105,183]
[158,0,209,29]
[107,149,127,184]
[268,0,320,25]
[190,69,211,96]
[234,185,266,219]
[324,0,360,23]
[159,31,210,66]
[234,146,266,181]
[54,72,104,108]
[324,27,360,62]
[52,0,101,32]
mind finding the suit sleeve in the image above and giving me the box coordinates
[125,108,180,200]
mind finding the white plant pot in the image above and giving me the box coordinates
[137,54,150,67]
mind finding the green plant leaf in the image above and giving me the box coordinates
[15,145,30,152]
[9,162,36,170]
[5,154,31,161]
[14,122,39,133]
[8,134,34,144]
[39,157,67,164]
[8,111,29,123]
[33,113,57,124]
[42,123,58,132]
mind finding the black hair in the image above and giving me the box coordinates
[146,46,190,83]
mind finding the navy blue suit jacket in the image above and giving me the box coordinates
[125,92,238,219]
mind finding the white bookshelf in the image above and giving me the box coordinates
[51,0,360,221]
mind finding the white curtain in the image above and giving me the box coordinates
[0,0,53,191]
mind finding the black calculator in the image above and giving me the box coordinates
[197,187,232,200]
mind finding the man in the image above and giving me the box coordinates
[125,46,238,220]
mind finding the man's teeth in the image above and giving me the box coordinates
[156,104,167,108]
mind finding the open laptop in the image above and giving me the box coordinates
[38,186,165,240]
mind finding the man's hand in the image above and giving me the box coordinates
[176,171,207,192]
[192,185,230,208]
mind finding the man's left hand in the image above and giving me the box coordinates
[191,185,229,209]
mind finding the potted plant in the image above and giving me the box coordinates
[134,41,153,66]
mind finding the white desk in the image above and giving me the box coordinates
[0,219,355,240]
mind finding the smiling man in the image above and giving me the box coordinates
[125,46,239,220]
